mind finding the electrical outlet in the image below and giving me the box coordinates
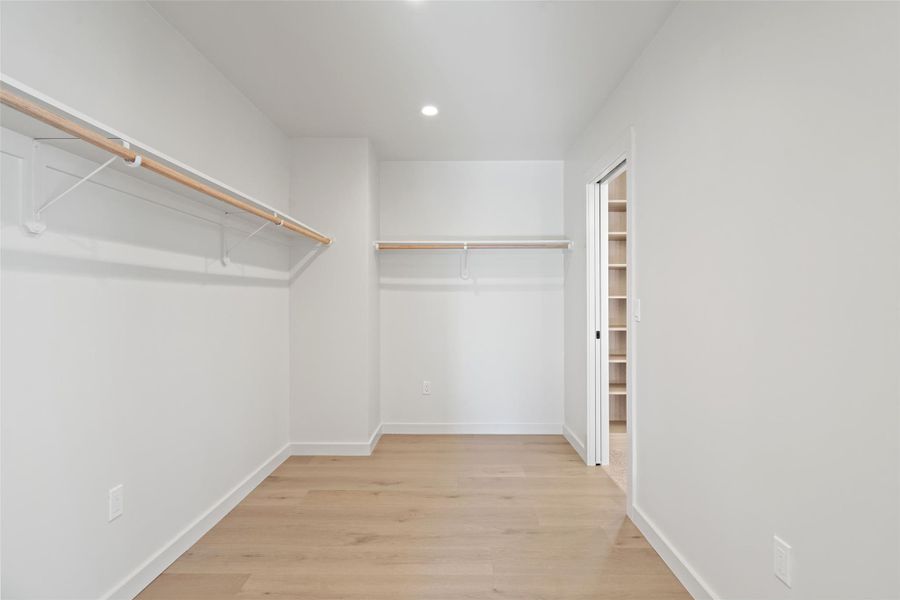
[773,535,792,587]
[422,380,432,395]
[108,485,124,522]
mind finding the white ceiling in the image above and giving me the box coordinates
[152,1,675,160]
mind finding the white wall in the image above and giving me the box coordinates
[563,2,899,598]
[379,161,564,432]
[0,2,293,598]
[0,1,290,210]
[289,138,380,447]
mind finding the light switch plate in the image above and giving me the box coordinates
[109,485,124,522]
[773,535,792,587]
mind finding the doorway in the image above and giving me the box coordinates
[598,164,629,490]
[585,136,635,501]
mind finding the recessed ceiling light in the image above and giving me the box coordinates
[421,105,439,117]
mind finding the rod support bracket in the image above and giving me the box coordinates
[460,242,470,280]
[26,148,121,236]
[221,219,271,266]
[23,220,47,235]
[122,140,142,167]
[1,88,333,245]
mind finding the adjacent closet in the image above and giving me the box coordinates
[606,169,628,431]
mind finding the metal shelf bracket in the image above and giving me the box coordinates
[221,218,272,266]
[460,242,470,280]
[24,140,139,235]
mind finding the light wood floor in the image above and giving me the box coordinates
[605,421,629,492]
[138,435,689,600]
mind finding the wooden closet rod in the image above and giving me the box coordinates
[0,89,331,245]
[375,240,573,250]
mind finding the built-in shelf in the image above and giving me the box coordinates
[605,168,629,429]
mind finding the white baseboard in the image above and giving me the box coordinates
[368,423,383,453]
[103,426,387,599]
[290,424,384,456]
[100,426,664,600]
[102,443,292,600]
[563,424,587,463]
[289,441,372,456]
[381,422,562,435]
[628,503,717,600]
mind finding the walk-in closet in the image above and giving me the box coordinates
[2,2,897,600]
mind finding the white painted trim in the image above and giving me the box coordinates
[586,160,623,466]
[584,127,637,506]
[368,423,384,454]
[585,178,599,466]
[625,133,638,506]
[290,424,384,456]
[289,442,372,456]
[382,423,562,435]
[629,504,718,600]
[563,424,587,462]
[103,427,387,599]
[101,443,292,600]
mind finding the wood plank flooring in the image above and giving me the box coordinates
[137,435,689,599]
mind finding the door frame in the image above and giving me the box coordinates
[584,127,637,500]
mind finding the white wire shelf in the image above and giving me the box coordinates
[0,74,331,247]
[374,239,573,251]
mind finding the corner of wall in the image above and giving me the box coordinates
[627,505,717,600]
[563,424,587,464]
[101,444,292,600]
[367,141,382,439]
[287,137,382,451]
